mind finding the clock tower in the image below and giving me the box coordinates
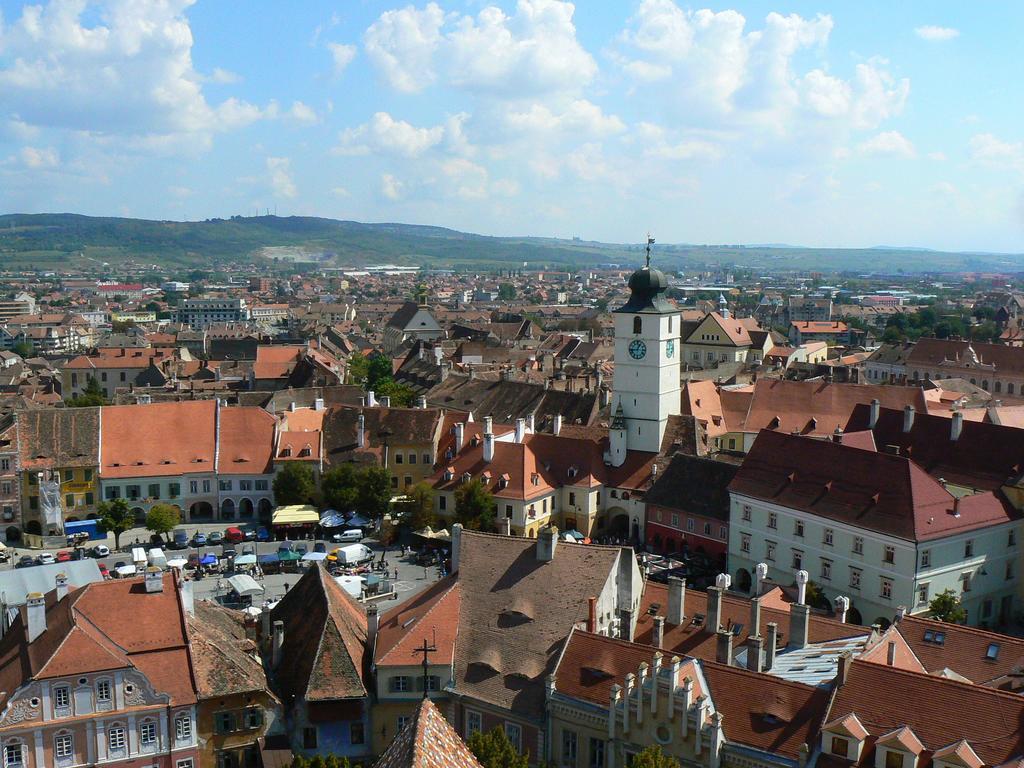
[609,241,681,465]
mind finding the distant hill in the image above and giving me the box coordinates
[0,213,1020,275]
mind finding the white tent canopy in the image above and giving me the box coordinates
[227,574,264,597]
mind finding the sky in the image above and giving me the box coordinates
[1,0,1022,253]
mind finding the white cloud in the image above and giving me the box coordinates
[19,146,59,168]
[267,157,297,198]
[168,185,193,198]
[327,42,357,75]
[336,112,445,158]
[914,25,959,42]
[503,100,625,138]
[364,3,445,93]
[969,133,1024,172]
[927,151,947,161]
[209,67,241,84]
[288,101,319,125]
[364,0,596,96]
[858,130,916,158]
[616,3,908,134]
[381,173,406,200]
[0,0,266,150]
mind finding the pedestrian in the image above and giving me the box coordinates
[394,567,399,580]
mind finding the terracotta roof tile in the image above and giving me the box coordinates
[101,401,216,478]
[373,697,483,768]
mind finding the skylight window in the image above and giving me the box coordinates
[986,643,999,660]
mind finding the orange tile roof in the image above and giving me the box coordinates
[101,401,217,478]
[218,406,276,474]
[375,578,460,667]
[374,698,483,768]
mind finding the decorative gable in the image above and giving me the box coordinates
[874,726,925,768]
[822,712,869,761]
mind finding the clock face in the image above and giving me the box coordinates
[666,340,675,358]
[629,339,647,360]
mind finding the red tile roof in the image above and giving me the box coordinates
[373,697,483,768]
[101,400,216,478]
[730,430,1019,542]
[375,578,460,668]
[218,406,276,475]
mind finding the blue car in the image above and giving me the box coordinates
[192,532,207,547]
[256,527,270,542]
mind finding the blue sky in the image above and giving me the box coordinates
[1,1,1022,253]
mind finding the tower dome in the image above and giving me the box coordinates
[616,264,673,314]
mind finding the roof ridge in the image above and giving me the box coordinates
[848,656,1024,703]
[700,655,819,691]
[378,579,459,664]
[898,614,1024,644]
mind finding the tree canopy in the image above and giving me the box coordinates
[630,746,680,768]
[467,727,528,768]
[929,588,968,623]
[97,498,134,549]
[454,479,496,532]
[145,503,180,541]
[398,481,436,531]
[273,462,318,506]
[66,377,106,407]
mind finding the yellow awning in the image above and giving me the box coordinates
[271,504,320,525]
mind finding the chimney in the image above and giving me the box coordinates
[380,396,391,408]
[798,744,809,768]
[835,595,850,623]
[526,413,535,433]
[790,570,810,649]
[753,562,768,597]
[367,390,377,407]
[451,523,463,573]
[707,573,730,632]
[715,629,733,666]
[417,395,428,409]
[836,651,852,686]
[832,426,843,444]
[619,608,635,642]
[652,616,665,649]
[887,641,897,666]
[587,596,597,633]
[367,604,379,655]
[55,573,69,601]
[357,414,366,448]
[483,416,493,434]
[553,414,562,435]
[144,566,163,593]
[454,422,465,453]
[869,398,880,429]
[746,634,763,673]
[26,593,46,643]
[515,418,526,443]
[895,605,907,622]
[502,517,511,536]
[765,622,778,670]
[433,346,443,365]
[483,432,495,463]
[314,397,325,411]
[750,596,762,637]
[272,620,285,668]
[951,411,964,441]
[537,525,558,562]
[667,576,686,626]
[902,404,915,433]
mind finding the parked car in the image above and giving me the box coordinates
[186,553,201,569]
[15,555,35,569]
[192,532,207,547]
[98,563,109,579]
[243,529,257,541]
[55,550,73,563]
[255,527,270,542]
[277,540,294,553]
[91,544,110,558]
[222,548,237,561]
[70,548,86,561]
[335,529,363,544]
[295,544,308,556]
[207,531,224,545]
[224,527,244,544]
[241,545,256,556]
[314,542,327,554]
[171,530,189,550]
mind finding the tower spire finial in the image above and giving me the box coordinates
[645,234,655,268]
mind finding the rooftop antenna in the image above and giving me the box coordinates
[645,234,655,268]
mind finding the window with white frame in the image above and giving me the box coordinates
[561,729,578,768]
[140,720,157,746]
[883,545,895,565]
[920,549,931,568]
[852,536,863,555]
[4,743,24,768]
[823,528,833,546]
[108,726,126,752]
[466,711,482,738]
[175,714,192,741]
[849,567,861,589]
[881,578,893,600]
[794,520,804,537]
[741,504,751,522]
[54,734,73,759]
[791,550,802,570]
[54,685,71,710]
[766,541,776,561]
[686,518,694,532]
[964,539,974,558]
[820,559,832,581]
[96,679,111,703]
[768,512,777,529]
[176,760,194,768]
[505,723,522,753]
[741,533,750,553]
[917,583,929,605]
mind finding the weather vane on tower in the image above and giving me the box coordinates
[645,233,655,268]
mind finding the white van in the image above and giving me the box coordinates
[335,529,363,543]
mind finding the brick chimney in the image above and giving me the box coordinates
[587,596,597,633]
[26,593,46,643]
[451,523,463,573]
[715,629,732,665]
[765,622,778,670]
[667,576,686,626]
[537,525,558,562]
[652,616,665,649]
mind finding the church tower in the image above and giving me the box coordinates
[609,239,681,464]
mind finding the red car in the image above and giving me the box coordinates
[56,550,73,563]
[97,563,109,579]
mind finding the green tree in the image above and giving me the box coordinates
[366,355,393,392]
[347,354,370,386]
[145,503,180,542]
[66,377,106,407]
[929,588,967,623]
[111,319,136,333]
[12,341,33,359]
[97,498,134,549]
[498,283,516,301]
[321,464,359,512]
[467,727,528,768]
[376,379,416,407]
[288,757,309,768]
[630,747,680,768]
[273,463,318,506]
[357,465,392,519]
[309,756,326,768]
[454,479,496,532]
[399,482,436,531]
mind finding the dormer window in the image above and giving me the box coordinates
[299,445,312,457]
[280,446,292,457]
[462,472,472,484]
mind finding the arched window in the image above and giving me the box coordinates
[174,713,193,742]
[54,731,74,761]
[995,381,1002,393]
[982,380,989,390]
[1009,383,1016,395]
[139,718,158,749]
[633,316,642,334]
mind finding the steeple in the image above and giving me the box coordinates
[718,293,730,320]
[615,236,673,315]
